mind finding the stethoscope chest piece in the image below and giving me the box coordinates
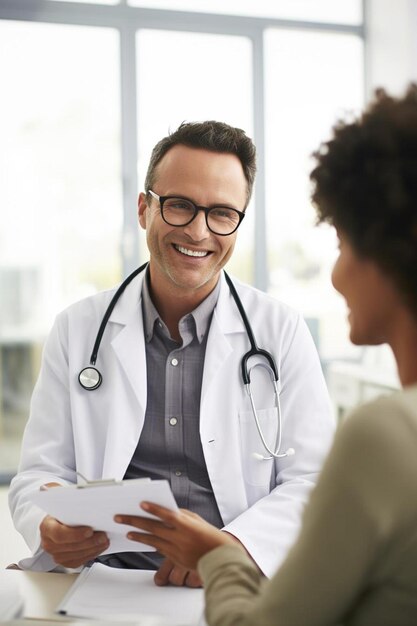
[78,367,102,391]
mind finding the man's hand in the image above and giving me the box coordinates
[115,502,238,573]
[40,515,110,568]
[39,483,109,568]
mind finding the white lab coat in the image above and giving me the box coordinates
[9,271,335,576]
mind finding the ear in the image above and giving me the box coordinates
[138,192,148,230]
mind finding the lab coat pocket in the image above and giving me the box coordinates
[239,409,276,487]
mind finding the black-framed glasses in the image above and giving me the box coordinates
[148,190,245,236]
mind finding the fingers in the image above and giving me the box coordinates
[41,515,96,544]
[141,502,205,527]
[115,503,204,535]
[154,558,184,586]
[114,512,179,558]
[125,530,171,554]
[184,569,203,588]
[48,542,108,568]
[114,505,225,572]
[40,515,109,568]
[141,501,181,525]
[178,508,203,521]
[154,558,202,588]
[115,513,173,537]
[42,529,109,554]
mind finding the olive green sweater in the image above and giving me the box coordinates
[199,386,417,626]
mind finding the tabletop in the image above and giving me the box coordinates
[3,568,78,620]
[2,568,206,626]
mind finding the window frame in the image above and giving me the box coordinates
[0,0,366,289]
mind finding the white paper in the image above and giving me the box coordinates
[57,563,204,625]
[31,478,178,554]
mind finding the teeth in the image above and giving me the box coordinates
[175,245,208,257]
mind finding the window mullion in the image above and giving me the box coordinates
[252,31,268,292]
[120,23,140,276]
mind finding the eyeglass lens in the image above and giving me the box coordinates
[162,197,241,235]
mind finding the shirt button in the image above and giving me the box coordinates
[175,471,182,477]
[169,417,178,426]
[171,358,179,366]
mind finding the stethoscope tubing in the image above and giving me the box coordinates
[89,262,149,366]
[79,264,292,459]
[224,273,279,385]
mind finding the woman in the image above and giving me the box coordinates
[116,85,417,625]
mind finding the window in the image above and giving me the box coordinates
[0,19,121,477]
[0,1,365,477]
[265,29,364,363]
[136,29,253,280]
[128,0,362,25]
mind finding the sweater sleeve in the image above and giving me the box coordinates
[198,398,411,626]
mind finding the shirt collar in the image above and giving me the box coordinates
[141,269,161,342]
[141,268,221,344]
[191,279,221,343]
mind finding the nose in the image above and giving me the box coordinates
[183,209,210,241]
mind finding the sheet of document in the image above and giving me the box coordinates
[31,478,178,554]
[9,619,196,626]
[57,563,205,625]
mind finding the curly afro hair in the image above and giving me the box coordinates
[310,83,417,318]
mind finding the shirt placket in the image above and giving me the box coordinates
[165,318,193,506]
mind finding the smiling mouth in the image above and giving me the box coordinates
[174,244,210,258]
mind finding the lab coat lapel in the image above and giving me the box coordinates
[201,273,249,522]
[201,273,244,402]
[109,273,147,415]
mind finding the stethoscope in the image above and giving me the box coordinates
[78,263,295,460]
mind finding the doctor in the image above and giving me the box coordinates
[9,120,334,586]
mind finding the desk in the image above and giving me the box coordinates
[4,569,77,620]
[3,569,205,625]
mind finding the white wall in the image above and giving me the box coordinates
[366,0,417,96]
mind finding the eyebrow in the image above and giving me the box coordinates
[163,193,239,210]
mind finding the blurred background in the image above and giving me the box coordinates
[0,0,416,483]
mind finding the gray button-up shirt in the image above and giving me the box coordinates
[100,271,223,570]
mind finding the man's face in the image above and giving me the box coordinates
[138,144,248,300]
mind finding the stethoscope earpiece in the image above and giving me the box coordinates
[252,447,295,461]
[252,452,266,461]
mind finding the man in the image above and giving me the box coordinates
[9,121,334,586]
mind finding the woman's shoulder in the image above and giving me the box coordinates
[335,386,417,466]
[346,386,417,431]
[327,387,417,525]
